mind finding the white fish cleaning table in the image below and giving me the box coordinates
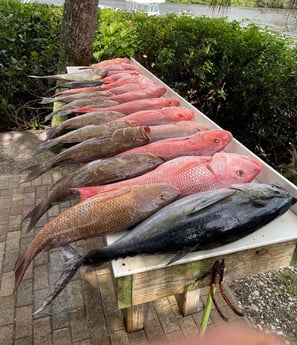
[103,59,297,332]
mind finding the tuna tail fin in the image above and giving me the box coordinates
[22,198,51,232]
[33,246,82,315]
[44,125,63,140]
[21,163,48,183]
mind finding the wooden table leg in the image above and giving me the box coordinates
[123,304,145,332]
[175,289,201,316]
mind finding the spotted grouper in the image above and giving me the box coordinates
[32,183,296,314]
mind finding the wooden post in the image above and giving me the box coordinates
[123,305,145,332]
[175,289,201,316]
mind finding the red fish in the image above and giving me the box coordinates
[89,58,132,69]
[73,152,262,202]
[100,75,153,90]
[149,121,210,141]
[107,86,167,103]
[14,183,180,292]
[103,71,140,84]
[69,98,180,115]
[116,129,232,160]
[109,106,193,126]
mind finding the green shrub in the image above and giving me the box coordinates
[0,3,296,180]
[0,0,62,130]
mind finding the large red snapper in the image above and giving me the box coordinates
[116,129,232,160]
[74,152,262,202]
[14,183,180,292]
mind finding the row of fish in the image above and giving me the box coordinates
[15,57,296,315]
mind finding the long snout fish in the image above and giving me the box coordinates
[14,183,180,293]
[32,183,296,314]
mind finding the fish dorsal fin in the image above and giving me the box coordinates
[187,189,236,217]
[71,186,132,203]
[166,156,210,174]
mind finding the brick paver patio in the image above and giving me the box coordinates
[0,172,248,345]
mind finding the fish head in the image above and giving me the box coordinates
[208,152,262,184]
[115,126,151,144]
[131,153,164,167]
[162,107,194,122]
[131,183,181,213]
[230,183,297,216]
[231,183,297,203]
[165,99,180,107]
[176,121,210,131]
[189,130,233,154]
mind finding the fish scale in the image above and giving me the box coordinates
[14,184,180,293]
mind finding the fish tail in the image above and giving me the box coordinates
[71,187,101,202]
[44,125,63,140]
[39,97,55,104]
[14,242,39,293]
[39,139,56,152]
[21,163,49,182]
[43,107,71,123]
[22,198,51,232]
[33,246,83,315]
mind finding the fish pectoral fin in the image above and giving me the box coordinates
[166,249,193,266]
[187,189,236,217]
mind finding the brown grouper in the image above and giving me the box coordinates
[14,183,180,292]
[22,126,150,182]
[23,153,165,232]
[32,183,296,314]
[39,120,137,152]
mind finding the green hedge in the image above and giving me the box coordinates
[0,1,296,182]
[97,10,297,173]
[0,0,62,129]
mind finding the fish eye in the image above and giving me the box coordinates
[178,113,184,118]
[237,170,245,177]
[160,193,167,200]
[213,138,220,143]
[147,159,153,163]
